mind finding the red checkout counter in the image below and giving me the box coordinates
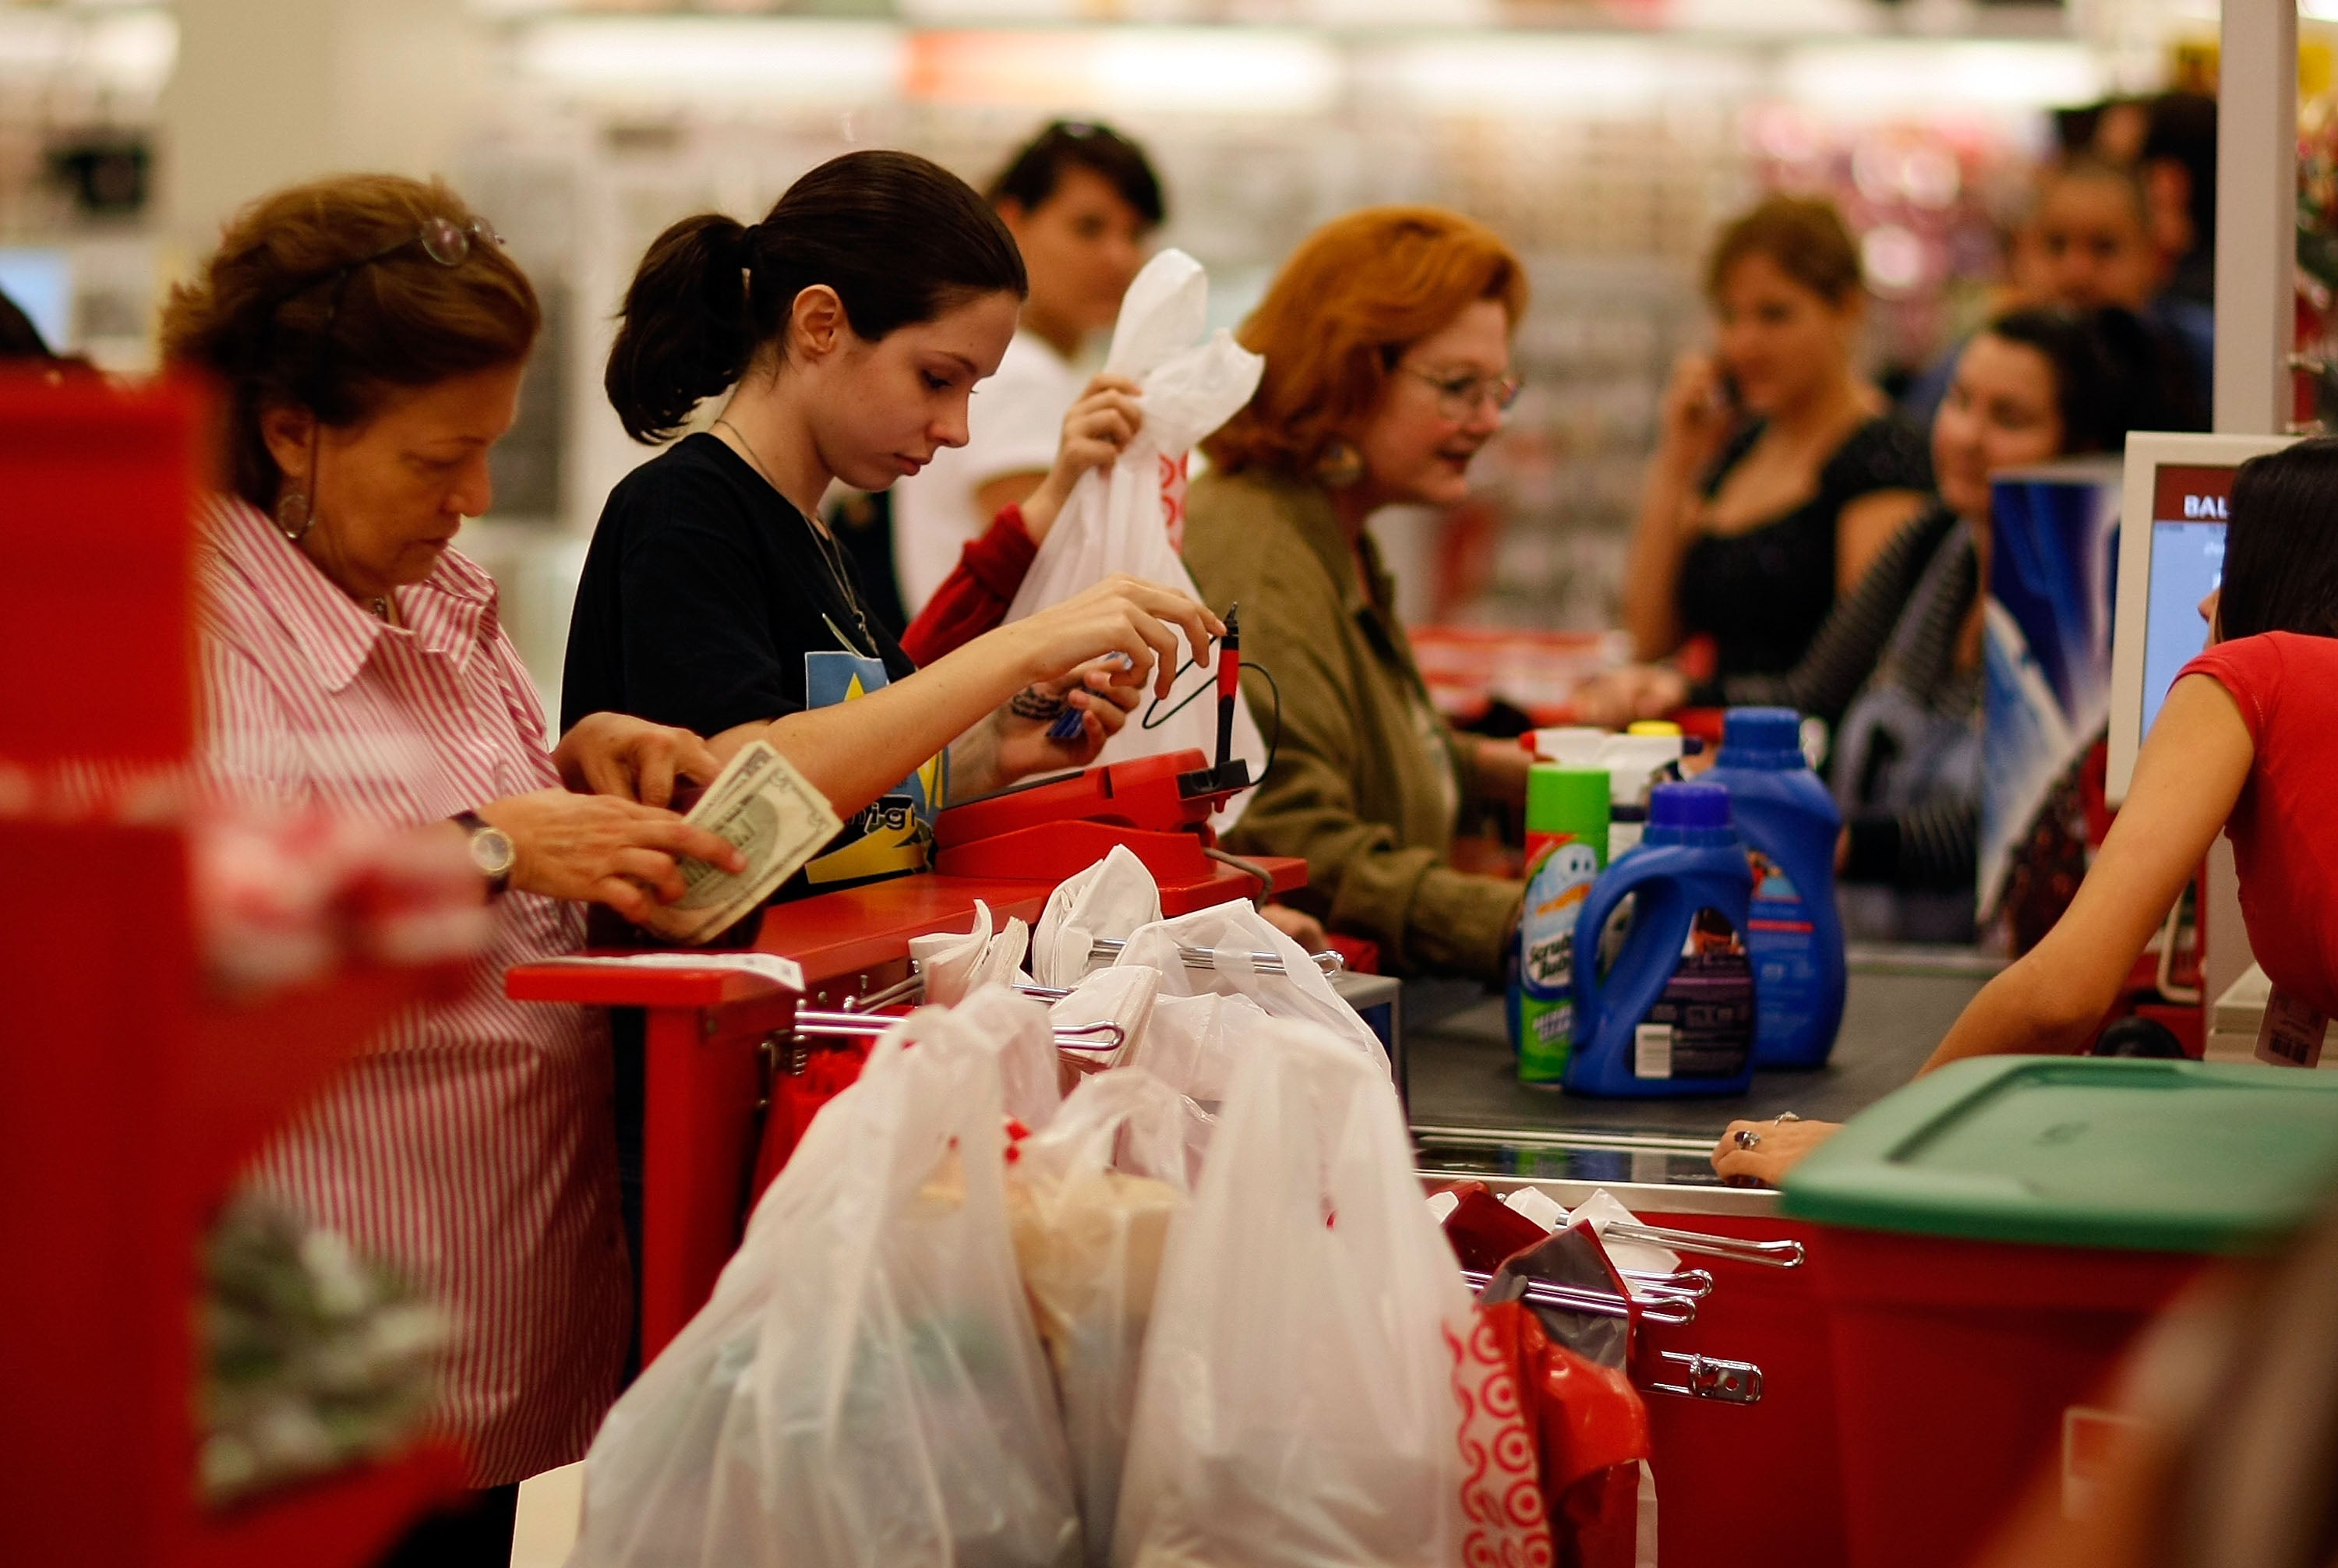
[508,750,1306,1361]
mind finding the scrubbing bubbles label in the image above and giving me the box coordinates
[1517,838,1603,1084]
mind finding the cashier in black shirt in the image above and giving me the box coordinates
[563,150,1219,899]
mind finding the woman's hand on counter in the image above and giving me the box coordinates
[1260,903,1330,952]
[1020,376,1145,544]
[553,713,725,810]
[474,789,745,924]
[1710,1116,1842,1187]
[1571,663,1690,729]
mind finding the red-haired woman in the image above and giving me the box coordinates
[1181,207,1534,981]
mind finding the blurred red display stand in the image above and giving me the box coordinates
[1409,625,1626,726]
[0,374,468,1566]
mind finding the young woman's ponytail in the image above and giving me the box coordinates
[604,150,1026,446]
[605,212,758,443]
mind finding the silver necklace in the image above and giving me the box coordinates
[715,417,874,655]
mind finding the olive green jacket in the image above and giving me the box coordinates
[1184,468,1522,980]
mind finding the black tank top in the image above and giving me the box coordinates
[1675,414,1931,680]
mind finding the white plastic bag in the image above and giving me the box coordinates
[1118,902,1383,1063]
[1500,1185,1685,1277]
[570,1005,1081,1568]
[1113,1019,1471,1568]
[1050,964,1163,1066]
[1126,991,1265,1107]
[1007,1068,1192,1566]
[910,899,1031,1005]
[955,982,1063,1132]
[1002,251,1269,804]
[1034,845,1164,987]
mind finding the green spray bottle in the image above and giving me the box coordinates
[1511,765,1612,1086]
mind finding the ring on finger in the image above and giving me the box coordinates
[1732,1128,1762,1150]
[1775,1112,1802,1125]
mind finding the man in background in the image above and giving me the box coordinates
[1903,151,2209,433]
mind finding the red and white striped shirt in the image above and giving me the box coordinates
[196,494,627,1487]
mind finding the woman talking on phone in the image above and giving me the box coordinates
[1619,196,1931,683]
[563,150,1220,900]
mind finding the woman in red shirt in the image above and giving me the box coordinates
[1717,436,2338,1183]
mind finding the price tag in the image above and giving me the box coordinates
[1634,1022,1674,1079]
[2256,986,2330,1069]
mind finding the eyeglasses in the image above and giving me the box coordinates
[315,215,499,335]
[1400,363,1524,420]
[275,215,501,363]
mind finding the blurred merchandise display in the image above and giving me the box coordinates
[199,1197,448,1510]
[0,5,2280,647]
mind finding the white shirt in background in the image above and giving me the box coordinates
[892,328,1084,615]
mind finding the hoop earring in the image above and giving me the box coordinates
[275,488,316,542]
[1313,439,1365,489]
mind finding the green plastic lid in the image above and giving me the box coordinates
[1526,765,1611,839]
[1781,1057,2338,1254]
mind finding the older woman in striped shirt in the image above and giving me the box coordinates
[163,173,741,1563]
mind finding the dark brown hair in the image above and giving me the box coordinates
[606,150,1027,444]
[2220,438,2338,641]
[1203,206,1526,479]
[160,173,539,511]
[987,120,1165,228]
[1704,194,1864,305]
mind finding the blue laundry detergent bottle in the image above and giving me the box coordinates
[1704,707,1847,1069]
[1566,782,1757,1099]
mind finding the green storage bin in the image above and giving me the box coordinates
[1782,1055,2338,1253]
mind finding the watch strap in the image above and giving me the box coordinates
[451,809,514,899]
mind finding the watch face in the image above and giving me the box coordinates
[471,825,517,878]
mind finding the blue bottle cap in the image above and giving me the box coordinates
[1718,707,1804,768]
[1648,780,1732,831]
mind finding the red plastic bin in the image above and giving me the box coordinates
[1806,1226,2198,1568]
[1782,1057,2338,1568]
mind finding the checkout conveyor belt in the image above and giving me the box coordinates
[1403,952,1997,1205]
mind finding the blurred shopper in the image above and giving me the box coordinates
[1181,207,1534,981]
[161,173,747,1564]
[2141,91,2218,313]
[1623,195,1932,682]
[1719,439,2338,1188]
[1588,307,2168,941]
[569,150,1219,899]
[888,120,1164,617]
[1905,155,2209,433]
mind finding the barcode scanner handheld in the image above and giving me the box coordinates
[931,602,1290,910]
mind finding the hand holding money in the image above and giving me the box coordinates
[637,741,843,944]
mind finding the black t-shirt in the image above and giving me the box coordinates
[1675,414,1933,680]
[563,433,939,893]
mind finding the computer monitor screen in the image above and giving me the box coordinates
[2137,466,2230,737]
[2107,433,2296,803]
[0,248,72,352]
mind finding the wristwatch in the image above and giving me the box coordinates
[452,809,516,899]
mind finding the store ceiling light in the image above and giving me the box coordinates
[0,5,173,92]
[1780,41,2102,113]
[906,27,1340,115]
[1365,34,1756,113]
[511,18,902,105]
[1667,0,1876,37]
